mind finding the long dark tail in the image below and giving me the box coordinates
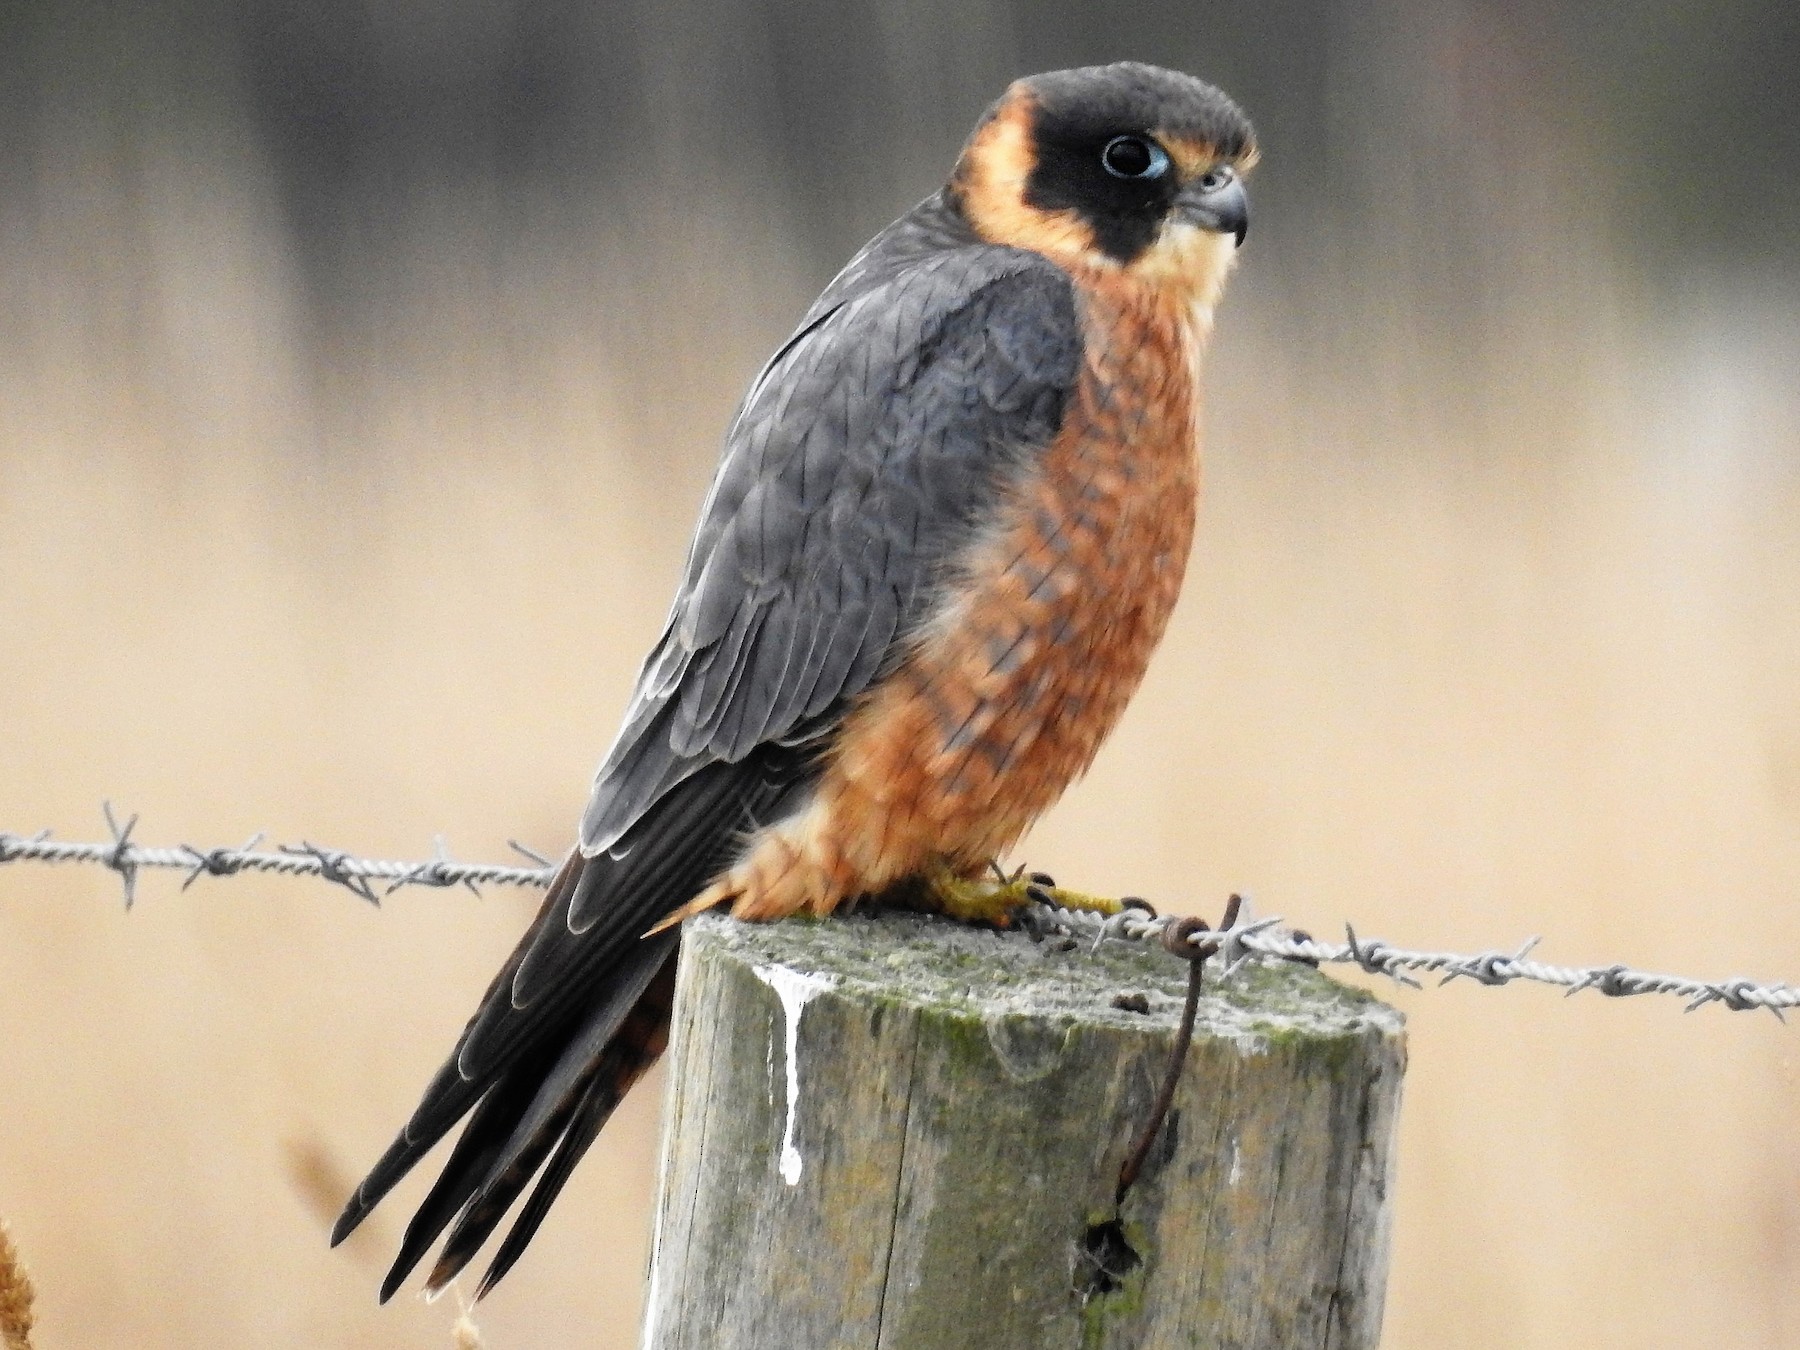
[332,748,808,1300]
[402,942,676,1299]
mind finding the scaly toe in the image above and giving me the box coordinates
[1022,876,1124,918]
[926,865,1126,924]
[926,865,1033,925]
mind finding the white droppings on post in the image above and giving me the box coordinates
[753,963,836,1186]
[1227,1137,1242,1187]
[639,1186,666,1349]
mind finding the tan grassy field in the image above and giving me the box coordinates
[1,120,1798,1349]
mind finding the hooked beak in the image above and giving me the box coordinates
[1176,173,1249,248]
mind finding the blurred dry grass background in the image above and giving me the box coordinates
[0,1220,35,1350]
[2,1,1798,1346]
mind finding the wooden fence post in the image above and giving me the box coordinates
[640,909,1404,1350]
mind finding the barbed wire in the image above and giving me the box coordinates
[0,804,556,907]
[1040,903,1794,1020]
[1,805,1793,1021]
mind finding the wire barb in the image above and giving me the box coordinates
[385,836,484,898]
[101,801,140,910]
[281,842,382,906]
[178,832,266,891]
[506,839,554,868]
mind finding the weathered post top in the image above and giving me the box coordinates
[643,909,1404,1350]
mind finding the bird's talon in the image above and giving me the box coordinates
[928,867,1035,926]
[929,864,1126,922]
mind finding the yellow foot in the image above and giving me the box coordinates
[926,864,1032,925]
[925,865,1127,925]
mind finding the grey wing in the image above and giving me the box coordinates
[578,247,1081,874]
[331,242,1084,1298]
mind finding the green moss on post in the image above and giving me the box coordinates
[641,910,1404,1350]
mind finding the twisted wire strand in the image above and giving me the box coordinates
[2,810,1793,1018]
[0,810,555,903]
[1035,906,1795,1019]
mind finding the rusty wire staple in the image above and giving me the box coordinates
[1115,901,1232,1205]
[1,807,1796,1019]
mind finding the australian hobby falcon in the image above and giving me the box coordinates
[333,61,1257,1300]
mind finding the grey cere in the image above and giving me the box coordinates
[0,804,1794,1020]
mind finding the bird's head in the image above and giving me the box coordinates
[951,63,1257,310]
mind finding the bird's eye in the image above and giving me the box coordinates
[1101,136,1170,180]
[1194,164,1235,193]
